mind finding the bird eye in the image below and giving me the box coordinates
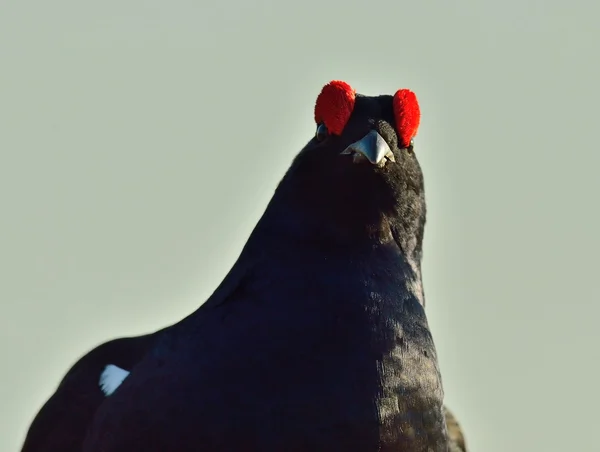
[315,123,329,142]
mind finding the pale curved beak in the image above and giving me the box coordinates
[340,130,395,166]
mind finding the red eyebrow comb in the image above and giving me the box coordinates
[314,80,356,136]
[393,89,421,148]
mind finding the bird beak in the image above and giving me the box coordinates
[341,130,395,166]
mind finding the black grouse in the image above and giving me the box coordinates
[28,80,464,452]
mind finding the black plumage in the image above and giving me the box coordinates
[27,82,465,451]
[22,334,466,451]
[20,332,159,452]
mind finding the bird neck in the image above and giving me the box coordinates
[249,196,426,306]
[259,189,423,266]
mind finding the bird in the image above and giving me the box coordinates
[26,80,463,451]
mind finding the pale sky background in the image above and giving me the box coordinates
[1,1,599,451]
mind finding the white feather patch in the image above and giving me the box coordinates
[99,364,130,396]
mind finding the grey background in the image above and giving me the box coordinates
[2,1,599,451]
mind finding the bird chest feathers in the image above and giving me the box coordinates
[161,243,448,450]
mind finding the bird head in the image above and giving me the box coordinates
[269,81,426,258]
